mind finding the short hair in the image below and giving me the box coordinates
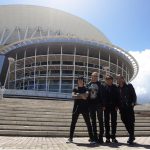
[116,74,125,79]
[105,75,113,80]
[91,72,98,76]
[77,76,84,81]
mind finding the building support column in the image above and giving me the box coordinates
[127,70,129,82]
[116,58,118,75]
[126,66,128,82]
[72,46,76,89]
[122,62,124,76]
[46,46,49,91]
[14,53,17,89]
[109,54,110,75]
[86,48,89,82]
[59,46,63,93]
[23,50,26,90]
[98,50,101,80]
[7,64,10,89]
[34,48,37,90]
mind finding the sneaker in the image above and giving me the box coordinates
[112,139,118,143]
[66,138,73,143]
[106,139,111,143]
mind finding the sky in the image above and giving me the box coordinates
[0,0,150,103]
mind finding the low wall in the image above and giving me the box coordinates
[4,89,72,99]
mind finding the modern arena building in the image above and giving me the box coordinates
[0,5,138,98]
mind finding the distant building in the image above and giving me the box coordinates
[0,5,138,98]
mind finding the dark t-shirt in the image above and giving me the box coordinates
[87,81,104,106]
[73,86,88,112]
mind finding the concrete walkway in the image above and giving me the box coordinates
[0,136,149,150]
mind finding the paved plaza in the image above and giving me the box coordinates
[0,98,149,149]
[0,136,149,150]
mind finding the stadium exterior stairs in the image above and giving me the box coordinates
[0,98,150,137]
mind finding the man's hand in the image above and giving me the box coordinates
[72,93,88,100]
[131,103,135,108]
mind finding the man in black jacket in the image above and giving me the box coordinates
[87,72,105,143]
[117,75,137,145]
[103,75,119,143]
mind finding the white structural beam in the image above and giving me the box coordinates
[72,46,76,89]
[109,54,110,75]
[34,48,37,90]
[31,28,38,38]
[14,53,17,89]
[116,58,118,75]
[98,50,101,80]
[86,48,89,82]
[59,46,63,93]
[0,28,6,45]
[2,28,15,45]
[46,46,49,91]
[23,50,26,90]
[122,62,124,76]
[17,27,21,41]
[24,26,29,40]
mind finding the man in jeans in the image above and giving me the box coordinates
[117,75,137,145]
[87,72,105,144]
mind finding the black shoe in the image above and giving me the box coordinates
[127,140,134,145]
[127,137,135,145]
[112,138,118,143]
[106,139,111,143]
[66,138,73,143]
[90,140,97,144]
[98,137,104,144]
[88,138,91,142]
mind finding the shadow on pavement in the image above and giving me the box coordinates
[73,142,100,148]
[128,142,150,149]
[73,141,150,149]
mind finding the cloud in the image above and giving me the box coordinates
[129,49,150,104]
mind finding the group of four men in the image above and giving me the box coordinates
[67,72,137,145]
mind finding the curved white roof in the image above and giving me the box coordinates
[0,5,138,81]
[0,5,110,44]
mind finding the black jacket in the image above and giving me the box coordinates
[118,83,137,107]
[103,84,120,108]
